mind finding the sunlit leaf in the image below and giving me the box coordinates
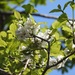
[9,23,17,36]
[0,38,7,47]
[62,25,72,33]
[14,11,21,19]
[51,41,62,56]
[0,31,7,38]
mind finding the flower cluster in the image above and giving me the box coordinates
[16,18,40,40]
[49,55,68,69]
[16,16,52,48]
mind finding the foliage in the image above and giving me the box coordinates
[0,0,75,75]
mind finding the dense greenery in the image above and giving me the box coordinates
[0,0,75,75]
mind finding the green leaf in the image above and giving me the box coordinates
[58,13,68,22]
[70,2,75,9]
[51,13,68,29]
[50,9,61,13]
[0,31,7,38]
[58,4,61,9]
[14,11,21,19]
[52,20,60,29]
[65,39,72,50]
[54,31,60,40]
[52,20,67,29]
[62,25,72,33]
[63,1,71,10]
[30,0,46,6]
[51,41,61,56]
[0,38,7,47]
[31,70,38,75]
[22,4,38,14]
[40,50,47,58]
[9,23,17,36]
[52,13,68,29]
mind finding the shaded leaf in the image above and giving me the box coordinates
[30,0,46,6]
[63,1,71,10]
[70,2,75,9]
[58,13,68,22]
[58,4,61,9]
[50,9,61,13]
[22,4,38,14]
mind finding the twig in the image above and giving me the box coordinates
[32,34,49,43]
[0,68,11,75]
[42,42,50,75]
[19,59,30,75]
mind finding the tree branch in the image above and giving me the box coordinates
[0,10,75,20]
[19,59,30,75]
[42,42,50,75]
[0,68,11,75]
[48,50,75,69]
[42,50,75,75]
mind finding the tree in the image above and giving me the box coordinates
[0,0,75,75]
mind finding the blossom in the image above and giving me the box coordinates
[49,57,57,65]
[64,48,70,54]
[16,17,40,40]
[21,46,26,50]
[66,21,75,29]
[49,55,68,69]
[72,43,75,48]
[34,29,52,47]
[56,55,68,68]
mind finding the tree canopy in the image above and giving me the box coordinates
[0,0,75,75]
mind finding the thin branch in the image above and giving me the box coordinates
[48,50,75,69]
[19,59,30,75]
[0,68,11,75]
[0,10,75,20]
[42,42,50,75]
[32,34,49,43]
[41,49,75,75]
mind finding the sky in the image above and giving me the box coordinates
[15,0,75,75]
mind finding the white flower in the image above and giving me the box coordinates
[66,21,72,28]
[32,25,40,35]
[21,46,26,50]
[64,49,70,54]
[16,26,25,40]
[49,57,57,66]
[16,17,40,40]
[66,21,75,30]
[72,43,75,48]
[56,55,68,69]
[35,32,44,42]
[18,20,23,24]
[49,55,68,69]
